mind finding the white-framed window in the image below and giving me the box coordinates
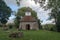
[25,12,31,16]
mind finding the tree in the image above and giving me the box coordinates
[38,19,42,29]
[34,0,60,32]
[0,0,11,27]
[34,0,45,7]
[17,7,37,19]
[14,16,21,28]
[46,0,60,32]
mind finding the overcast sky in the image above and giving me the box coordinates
[4,0,54,24]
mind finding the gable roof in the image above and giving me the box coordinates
[20,16,37,22]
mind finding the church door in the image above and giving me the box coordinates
[26,24,30,30]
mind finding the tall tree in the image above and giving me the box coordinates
[0,0,11,27]
[14,16,21,28]
[34,0,60,32]
[38,19,42,29]
[17,7,37,19]
[47,0,60,32]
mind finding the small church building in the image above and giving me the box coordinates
[19,10,39,30]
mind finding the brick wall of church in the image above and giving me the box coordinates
[19,22,39,30]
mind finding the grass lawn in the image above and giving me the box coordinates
[0,27,60,40]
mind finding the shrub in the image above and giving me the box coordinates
[9,32,23,38]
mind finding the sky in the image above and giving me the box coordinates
[4,0,54,25]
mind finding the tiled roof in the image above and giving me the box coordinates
[20,16,37,22]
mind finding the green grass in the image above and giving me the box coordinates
[0,27,60,40]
